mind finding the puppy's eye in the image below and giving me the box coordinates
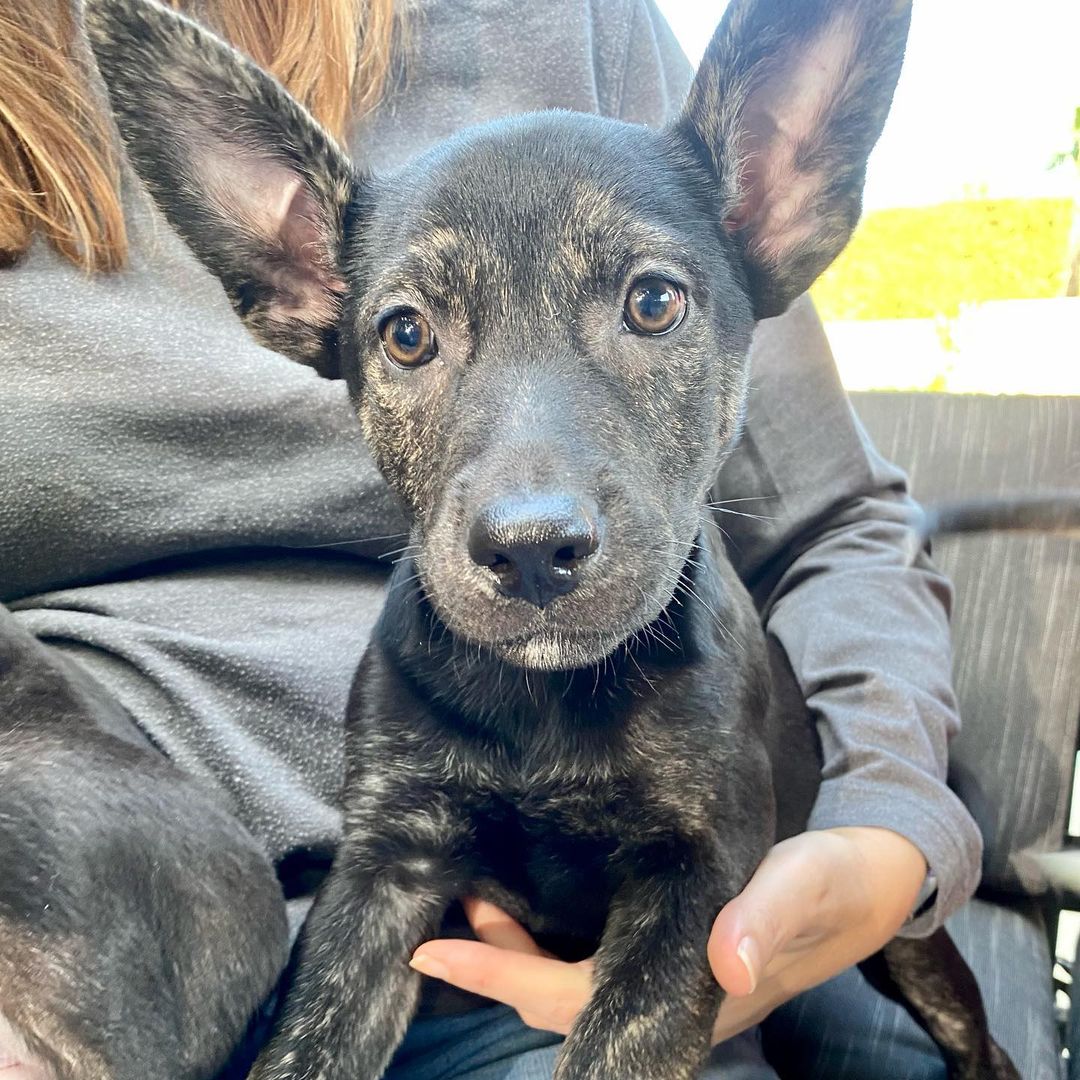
[623,276,686,335]
[380,310,437,368]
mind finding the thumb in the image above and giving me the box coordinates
[462,897,548,956]
[0,1013,51,1080]
[708,835,843,997]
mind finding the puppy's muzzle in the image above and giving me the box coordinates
[467,492,602,609]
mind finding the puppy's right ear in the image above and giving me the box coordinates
[86,0,355,376]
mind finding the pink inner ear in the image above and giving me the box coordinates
[729,11,862,266]
[193,140,345,325]
[274,181,347,325]
[195,141,300,242]
[277,181,340,277]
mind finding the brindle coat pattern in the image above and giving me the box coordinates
[85,0,1020,1078]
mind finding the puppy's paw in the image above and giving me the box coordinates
[249,1041,335,1080]
[554,1044,699,1080]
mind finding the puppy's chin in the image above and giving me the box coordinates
[427,587,670,672]
[492,630,627,673]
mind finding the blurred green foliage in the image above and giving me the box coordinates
[810,197,1074,320]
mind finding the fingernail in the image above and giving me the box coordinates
[409,951,450,981]
[736,936,761,994]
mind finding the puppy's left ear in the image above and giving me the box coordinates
[86,0,355,376]
[672,0,910,320]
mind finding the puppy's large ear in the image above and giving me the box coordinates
[673,0,910,320]
[86,0,355,376]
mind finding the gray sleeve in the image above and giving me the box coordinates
[590,0,694,125]
[715,297,982,934]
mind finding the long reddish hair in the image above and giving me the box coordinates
[0,0,398,272]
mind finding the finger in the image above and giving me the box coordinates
[409,939,591,1034]
[708,834,846,997]
[711,979,786,1045]
[0,1015,52,1080]
[461,897,545,956]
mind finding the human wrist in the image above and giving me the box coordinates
[808,776,983,934]
[826,826,928,933]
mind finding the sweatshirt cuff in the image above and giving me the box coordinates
[807,774,983,937]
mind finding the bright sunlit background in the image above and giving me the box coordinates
[655,1,1080,393]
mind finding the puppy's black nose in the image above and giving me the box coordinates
[468,494,601,609]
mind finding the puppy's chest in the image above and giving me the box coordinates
[461,781,638,958]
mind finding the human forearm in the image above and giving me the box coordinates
[716,298,983,932]
[761,493,982,932]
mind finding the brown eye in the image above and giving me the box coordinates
[380,310,437,367]
[623,276,686,335]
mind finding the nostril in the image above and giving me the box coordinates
[552,536,597,571]
[467,493,603,607]
[488,553,516,580]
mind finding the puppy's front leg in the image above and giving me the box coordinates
[252,793,469,1080]
[554,839,735,1080]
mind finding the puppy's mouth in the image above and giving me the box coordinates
[454,609,664,672]
[416,546,684,672]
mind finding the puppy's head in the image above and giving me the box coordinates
[88,0,909,670]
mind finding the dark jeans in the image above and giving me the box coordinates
[369,979,949,1080]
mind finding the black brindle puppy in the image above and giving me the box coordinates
[87,1,1021,1077]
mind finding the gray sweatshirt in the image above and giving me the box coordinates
[0,0,980,933]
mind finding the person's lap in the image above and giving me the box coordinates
[763,967,948,1080]
[0,609,945,1080]
[379,968,951,1080]
[384,1006,776,1080]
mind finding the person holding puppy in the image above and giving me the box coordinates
[0,0,977,1077]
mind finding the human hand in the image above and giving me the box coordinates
[409,897,593,1034]
[0,1012,53,1079]
[408,827,926,1041]
[706,826,927,1040]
